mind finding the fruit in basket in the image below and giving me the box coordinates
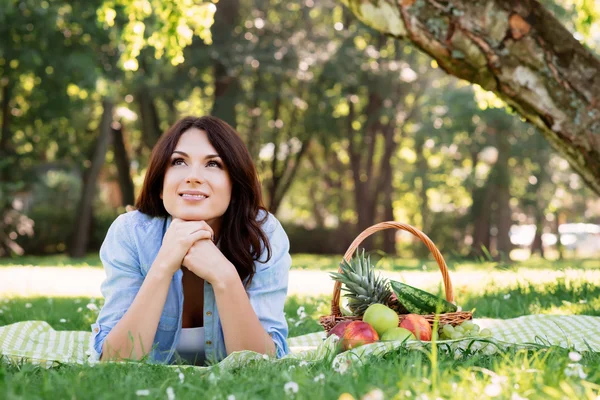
[363,303,399,336]
[438,321,489,340]
[327,320,353,339]
[400,314,432,341]
[329,249,393,316]
[341,321,379,350]
[390,280,458,315]
[380,327,416,342]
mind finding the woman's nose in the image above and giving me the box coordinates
[185,166,205,183]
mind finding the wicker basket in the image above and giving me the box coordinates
[318,221,473,334]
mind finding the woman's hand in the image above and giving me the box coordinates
[153,218,214,277]
[182,237,236,285]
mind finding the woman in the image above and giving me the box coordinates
[91,116,291,366]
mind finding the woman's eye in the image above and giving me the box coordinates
[171,158,185,166]
[207,160,222,168]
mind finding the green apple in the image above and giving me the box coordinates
[380,327,416,342]
[362,303,399,336]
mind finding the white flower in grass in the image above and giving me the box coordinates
[484,383,502,397]
[77,307,82,312]
[284,381,299,396]
[298,360,308,367]
[135,389,150,396]
[564,363,587,379]
[262,354,269,360]
[361,388,384,400]
[208,372,218,383]
[74,299,81,304]
[25,303,32,308]
[227,396,236,400]
[178,372,185,384]
[288,365,296,370]
[579,299,587,304]
[333,359,349,374]
[86,303,98,311]
[503,294,511,300]
[313,373,325,383]
[166,386,175,400]
[568,351,582,362]
[60,319,67,323]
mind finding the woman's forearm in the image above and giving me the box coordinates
[101,267,173,361]
[213,264,276,357]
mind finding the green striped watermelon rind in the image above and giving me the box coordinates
[390,280,458,315]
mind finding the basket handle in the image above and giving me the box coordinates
[331,221,454,317]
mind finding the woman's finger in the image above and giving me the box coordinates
[189,229,213,242]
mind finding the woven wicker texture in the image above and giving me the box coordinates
[319,221,472,333]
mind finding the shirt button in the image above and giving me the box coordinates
[93,328,99,333]
[206,341,212,346]
[206,311,212,317]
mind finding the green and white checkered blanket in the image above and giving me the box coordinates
[1,315,599,371]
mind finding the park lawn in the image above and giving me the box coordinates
[2,266,600,399]
[1,252,599,272]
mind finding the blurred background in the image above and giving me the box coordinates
[1,0,599,264]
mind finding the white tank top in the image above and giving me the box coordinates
[175,327,206,365]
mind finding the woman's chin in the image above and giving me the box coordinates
[169,210,217,221]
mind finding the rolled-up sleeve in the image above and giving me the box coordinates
[245,215,291,359]
[90,213,143,358]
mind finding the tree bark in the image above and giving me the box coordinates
[137,87,162,149]
[69,100,113,258]
[493,132,512,261]
[0,81,13,183]
[210,0,241,127]
[530,206,545,258]
[111,124,135,207]
[471,182,494,257]
[343,0,600,195]
[530,137,550,258]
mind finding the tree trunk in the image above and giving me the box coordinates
[414,136,429,232]
[381,166,396,255]
[247,70,262,161]
[137,87,162,149]
[493,132,512,261]
[0,81,13,183]
[555,210,564,260]
[69,100,113,258]
[210,0,240,127]
[530,206,545,258]
[471,182,494,257]
[112,124,135,207]
[530,137,550,258]
[211,61,240,127]
[343,0,600,195]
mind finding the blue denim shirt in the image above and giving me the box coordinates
[90,209,291,364]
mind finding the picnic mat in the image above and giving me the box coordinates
[1,315,599,370]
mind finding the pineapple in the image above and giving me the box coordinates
[329,248,395,316]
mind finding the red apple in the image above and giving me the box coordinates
[328,320,353,338]
[341,321,379,350]
[400,314,432,341]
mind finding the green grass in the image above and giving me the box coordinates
[2,252,599,271]
[2,259,600,399]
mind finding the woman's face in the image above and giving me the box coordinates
[161,128,232,225]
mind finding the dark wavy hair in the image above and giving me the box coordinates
[135,116,271,287]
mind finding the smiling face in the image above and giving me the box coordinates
[161,127,232,226]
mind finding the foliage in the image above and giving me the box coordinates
[0,0,598,258]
